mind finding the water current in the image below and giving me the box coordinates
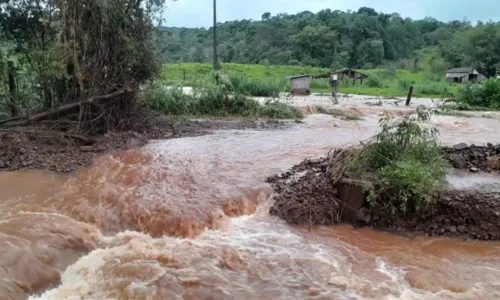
[1,114,500,300]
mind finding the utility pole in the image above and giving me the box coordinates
[213,0,218,74]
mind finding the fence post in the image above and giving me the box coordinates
[183,69,186,82]
[406,86,414,106]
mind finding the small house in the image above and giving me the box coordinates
[446,67,487,83]
[287,74,312,95]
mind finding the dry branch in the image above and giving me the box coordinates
[1,89,128,127]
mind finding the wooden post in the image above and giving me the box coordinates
[406,86,414,106]
[183,69,186,82]
[441,87,447,101]
[332,83,339,104]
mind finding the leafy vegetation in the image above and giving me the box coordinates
[0,0,165,134]
[159,7,500,79]
[457,78,500,109]
[330,113,448,216]
[162,63,460,98]
[316,106,363,121]
[142,79,303,119]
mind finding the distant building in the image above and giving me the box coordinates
[287,75,312,95]
[446,67,487,83]
[315,68,369,86]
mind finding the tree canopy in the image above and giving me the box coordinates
[159,8,500,76]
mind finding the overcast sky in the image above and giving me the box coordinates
[162,0,500,28]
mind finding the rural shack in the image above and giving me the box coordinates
[288,74,311,95]
[446,67,487,83]
[314,68,369,86]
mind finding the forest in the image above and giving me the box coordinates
[160,7,500,77]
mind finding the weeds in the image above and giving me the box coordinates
[317,106,363,121]
[227,73,285,97]
[329,112,448,216]
[143,80,303,119]
[458,79,500,109]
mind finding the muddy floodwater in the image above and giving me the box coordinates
[1,112,500,300]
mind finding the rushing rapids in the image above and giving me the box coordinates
[1,113,500,300]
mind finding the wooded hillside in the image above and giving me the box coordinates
[159,7,500,77]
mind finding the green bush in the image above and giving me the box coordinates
[310,79,330,90]
[365,75,383,88]
[347,113,448,215]
[260,100,304,119]
[378,160,445,214]
[143,80,303,119]
[227,73,285,97]
[458,79,500,109]
[143,82,194,115]
[398,79,413,90]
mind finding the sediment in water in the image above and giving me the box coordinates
[0,117,291,174]
[267,146,500,240]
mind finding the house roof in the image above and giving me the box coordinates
[312,68,369,79]
[447,67,474,73]
[286,74,311,79]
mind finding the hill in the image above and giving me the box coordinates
[158,7,500,77]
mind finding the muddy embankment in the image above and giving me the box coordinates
[268,143,500,240]
[0,116,291,173]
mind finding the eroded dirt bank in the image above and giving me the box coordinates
[0,116,291,173]
[267,149,500,240]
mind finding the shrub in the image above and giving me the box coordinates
[310,79,330,90]
[332,113,448,216]
[458,79,500,108]
[365,75,383,88]
[398,79,413,90]
[227,73,285,97]
[143,80,303,119]
[143,82,194,115]
[260,100,304,119]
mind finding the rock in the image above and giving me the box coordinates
[449,226,457,233]
[450,154,467,169]
[80,146,94,152]
[469,167,479,173]
[454,143,469,151]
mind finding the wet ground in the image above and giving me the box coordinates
[1,99,500,299]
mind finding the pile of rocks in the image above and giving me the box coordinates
[267,158,343,226]
[442,143,500,173]
[372,188,500,240]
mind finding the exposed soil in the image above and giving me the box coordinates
[267,154,500,241]
[0,114,292,174]
[267,159,342,226]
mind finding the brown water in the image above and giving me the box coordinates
[1,114,500,300]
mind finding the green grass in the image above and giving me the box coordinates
[162,62,460,99]
[162,63,328,87]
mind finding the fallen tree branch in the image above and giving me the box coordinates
[1,89,129,127]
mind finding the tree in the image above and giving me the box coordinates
[262,12,271,21]
[0,0,166,132]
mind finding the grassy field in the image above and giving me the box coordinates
[161,63,329,85]
[161,62,460,98]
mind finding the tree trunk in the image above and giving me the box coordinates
[7,61,20,117]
